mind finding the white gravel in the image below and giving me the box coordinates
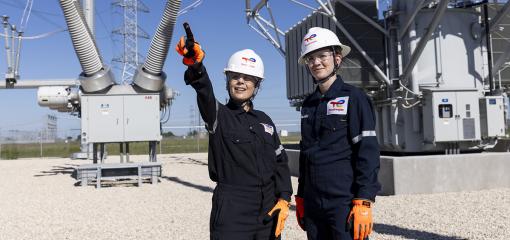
[0,153,508,240]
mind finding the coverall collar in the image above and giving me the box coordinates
[311,75,345,101]
[227,99,254,115]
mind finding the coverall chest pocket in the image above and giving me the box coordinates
[319,115,348,147]
[260,133,277,172]
[222,130,254,165]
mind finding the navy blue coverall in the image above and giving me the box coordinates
[185,63,293,240]
[297,76,381,240]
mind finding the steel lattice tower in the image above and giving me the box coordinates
[112,0,149,84]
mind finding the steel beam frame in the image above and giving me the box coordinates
[245,0,391,85]
[0,79,78,89]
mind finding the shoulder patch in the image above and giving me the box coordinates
[327,97,349,115]
[260,123,274,136]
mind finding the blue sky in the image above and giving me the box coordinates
[0,0,390,136]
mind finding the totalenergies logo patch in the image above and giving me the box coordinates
[241,57,257,68]
[304,34,317,46]
[241,57,256,63]
[327,97,349,115]
[329,99,345,109]
[304,34,317,42]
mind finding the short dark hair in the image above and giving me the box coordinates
[333,46,343,56]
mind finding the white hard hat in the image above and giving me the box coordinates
[224,49,264,79]
[298,27,351,65]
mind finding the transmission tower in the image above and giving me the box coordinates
[112,0,149,85]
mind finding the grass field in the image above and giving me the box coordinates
[0,135,302,160]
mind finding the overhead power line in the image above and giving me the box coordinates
[0,28,67,40]
[0,0,63,28]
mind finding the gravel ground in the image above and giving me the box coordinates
[0,153,508,240]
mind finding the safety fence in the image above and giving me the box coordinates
[0,129,301,160]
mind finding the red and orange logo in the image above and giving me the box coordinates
[241,57,257,63]
[304,34,317,42]
[330,99,345,108]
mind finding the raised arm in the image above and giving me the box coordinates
[175,28,219,134]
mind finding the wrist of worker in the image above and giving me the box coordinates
[278,192,291,202]
[352,198,374,207]
[184,62,205,85]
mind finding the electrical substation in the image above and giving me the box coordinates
[2,1,510,239]
[2,0,181,187]
[1,0,510,192]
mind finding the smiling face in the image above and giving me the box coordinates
[227,72,259,103]
[305,48,342,81]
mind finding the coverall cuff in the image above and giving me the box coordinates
[356,191,376,202]
[278,191,292,202]
[184,62,205,84]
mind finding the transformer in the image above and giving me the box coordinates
[284,0,509,153]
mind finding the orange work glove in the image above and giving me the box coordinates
[175,36,205,66]
[295,195,305,230]
[265,199,290,238]
[347,199,373,240]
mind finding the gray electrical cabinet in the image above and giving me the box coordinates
[423,89,481,143]
[81,85,162,144]
[479,96,506,138]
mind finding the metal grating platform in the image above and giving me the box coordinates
[75,162,162,188]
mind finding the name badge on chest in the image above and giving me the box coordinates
[327,97,349,115]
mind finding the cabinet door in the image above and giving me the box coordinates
[433,92,459,142]
[123,95,161,142]
[455,91,480,140]
[86,96,124,142]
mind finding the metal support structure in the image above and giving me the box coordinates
[99,143,105,163]
[489,0,510,32]
[246,0,286,56]
[93,143,98,164]
[14,31,22,79]
[120,143,125,163]
[253,18,285,56]
[245,0,391,85]
[492,44,510,77]
[479,0,510,91]
[484,3,495,93]
[112,0,150,85]
[2,16,23,86]
[0,79,78,89]
[82,0,95,36]
[336,0,388,36]
[2,16,11,71]
[126,142,130,162]
[400,0,449,85]
[149,141,157,162]
[398,0,429,39]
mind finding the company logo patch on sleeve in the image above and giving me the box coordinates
[327,97,349,115]
[260,123,274,136]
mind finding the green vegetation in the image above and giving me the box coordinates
[0,141,81,159]
[0,135,301,160]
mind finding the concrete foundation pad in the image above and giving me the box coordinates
[380,152,510,195]
[285,149,510,195]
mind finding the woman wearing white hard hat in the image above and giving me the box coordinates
[294,27,381,240]
[176,32,292,239]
